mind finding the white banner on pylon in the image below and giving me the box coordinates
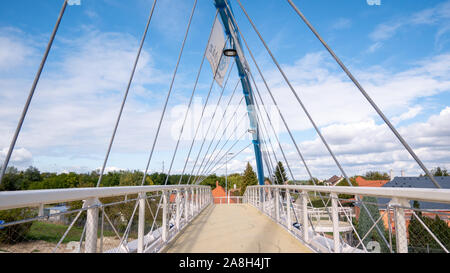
[206,17,229,87]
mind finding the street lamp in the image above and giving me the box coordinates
[226,152,234,204]
[223,48,237,57]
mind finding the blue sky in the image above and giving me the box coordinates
[0,0,449,180]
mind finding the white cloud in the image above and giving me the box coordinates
[391,106,422,125]
[368,0,450,52]
[268,107,450,180]
[0,147,33,167]
[332,18,352,30]
[253,51,450,134]
[0,27,35,71]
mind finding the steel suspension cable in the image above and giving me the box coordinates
[197,142,252,184]
[197,129,248,181]
[0,0,68,184]
[158,10,219,187]
[196,140,253,185]
[139,0,197,187]
[115,0,198,244]
[197,96,245,177]
[186,61,235,184]
[176,38,231,185]
[186,63,236,184]
[193,80,240,181]
[285,0,440,189]
[234,0,390,247]
[195,111,247,180]
[95,0,158,187]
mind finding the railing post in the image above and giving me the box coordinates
[331,193,340,253]
[286,189,292,231]
[201,188,204,208]
[390,197,410,253]
[271,188,276,219]
[262,186,266,213]
[162,190,168,242]
[176,189,181,230]
[84,197,99,253]
[275,188,280,222]
[301,190,309,242]
[252,187,255,206]
[190,188,194,217]
[138,192,146,253]
[184,187,189,221]
[196,187,199,213]
[259,187,263,211]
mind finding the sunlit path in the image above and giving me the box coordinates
[163,204,312,253]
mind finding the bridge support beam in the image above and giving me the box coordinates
[190,188,194,218]
[331,193,340,253]
[176,190,181,230]
[286,190,292,231]
[301,191,309,242]
[85,197,99,253]
[196,187,199,213]
[275,188,280,222]
[215,0,265,186]
[138,192,146,253]
[162,190,168,242]
[390,198,410,253]
[184,188,189,221]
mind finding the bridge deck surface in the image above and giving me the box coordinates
[163,204,312,253]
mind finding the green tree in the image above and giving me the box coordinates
[273,161,288,184]
[364,171,390,180]
[240,162,258,195]
[0,167,22,191]
[356,196,389,252]
[408,201,450,252]
[22,166,41,190]
[431,167,449,176]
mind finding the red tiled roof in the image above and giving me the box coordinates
[355,176,389,187]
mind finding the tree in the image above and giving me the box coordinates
[0,167,22,191]
[356,196,389,252]
[22,166,41,189]
[240,162,258,195]
[408,201,450,252]
[431,167,449,176]
[273,161,288,184]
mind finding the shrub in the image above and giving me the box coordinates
[0,208,36,244]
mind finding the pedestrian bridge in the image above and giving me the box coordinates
[1,0,450,255]
[163,204,311,253]
[1,184,449,253]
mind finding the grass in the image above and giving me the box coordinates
[25,222,116,244]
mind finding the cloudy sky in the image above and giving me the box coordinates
[0,0,449,181]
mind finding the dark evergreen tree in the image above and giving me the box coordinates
[356,196,389,252]
[273,161,288,184]
[240,162,258,195]
[431,167,449,176]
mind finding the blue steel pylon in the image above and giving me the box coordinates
[214,0,265,185]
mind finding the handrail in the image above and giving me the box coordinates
[247,185,450,204]
[0,185,210,210]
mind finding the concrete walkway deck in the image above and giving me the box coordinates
[163,204,312,253]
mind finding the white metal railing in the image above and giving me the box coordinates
[213,196,244,204]
[244,185,450,253]
[0,185,213,253]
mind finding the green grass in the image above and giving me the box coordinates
[26,222,115,244]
